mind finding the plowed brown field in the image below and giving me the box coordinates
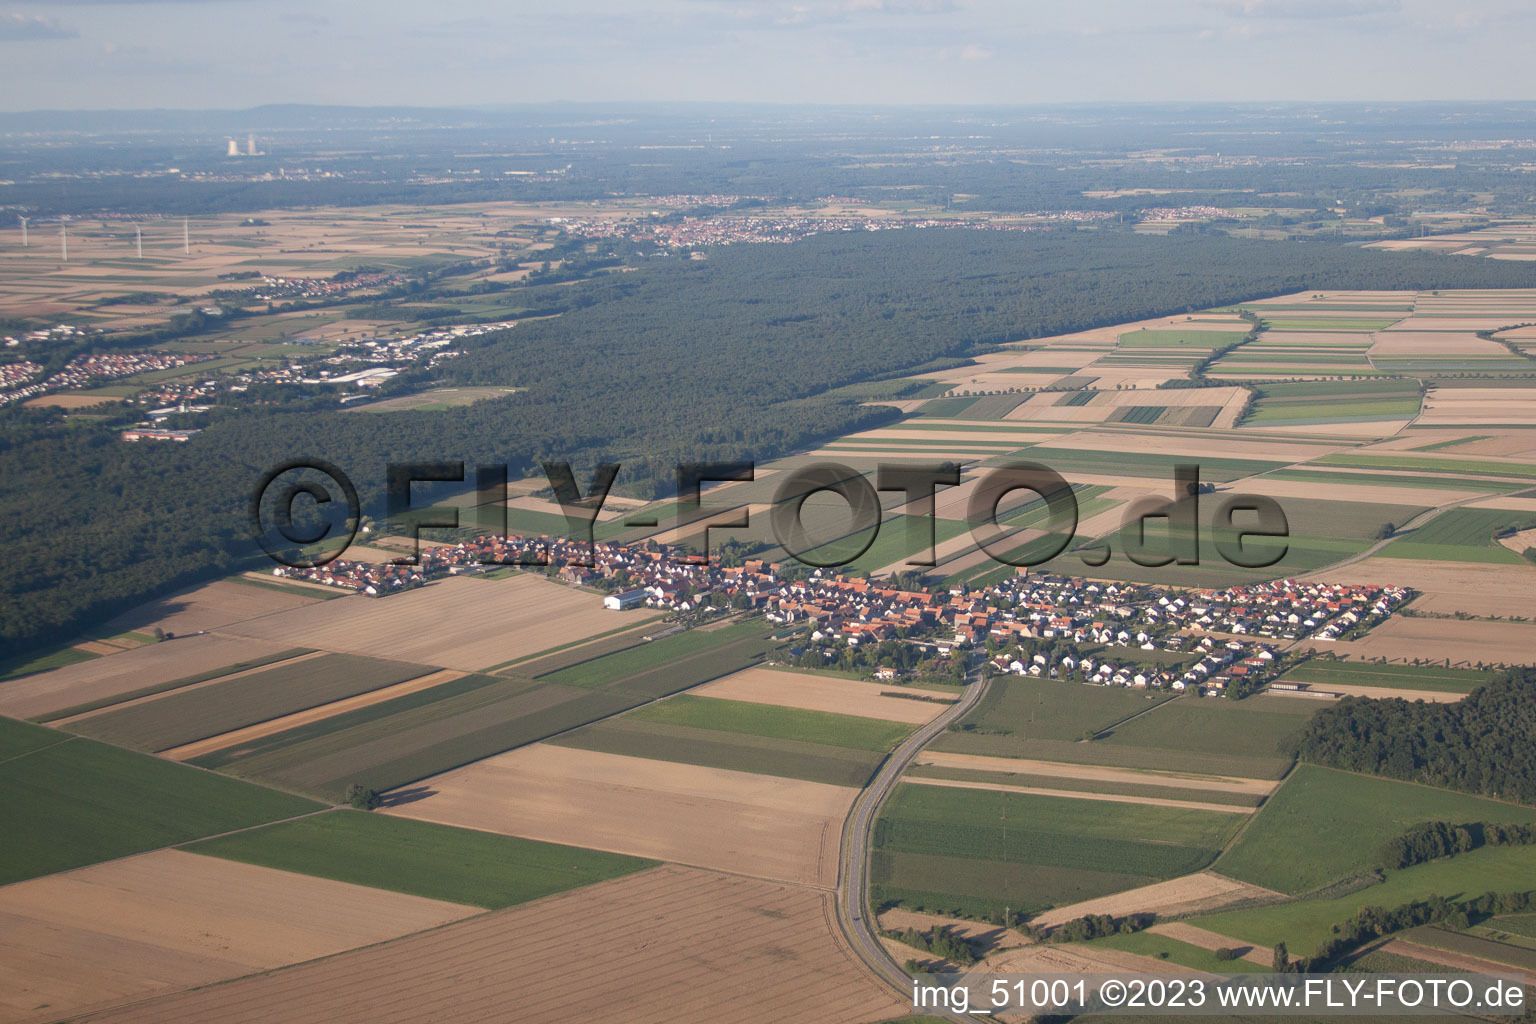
[75,865,906,1024]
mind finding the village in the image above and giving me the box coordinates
[272,532,1411,699]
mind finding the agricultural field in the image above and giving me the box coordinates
[1202,844,1536,957]
[934,676,1172,757]
[871,783,1245,921]
[188,809,654,909]
[1380,506,1535,564]
[383,743,856,886]
[1092,695,1311,780]
[1213,763,1536,895]
[198,673,641,801]
[530,618,780,695]
[64,653,433,752]
[1240,380,1422,426]
[96,578,323,636]
[0,634,300,720]
[547,692,910,787]
[0,718,320,885]
[0,849,479,1024]
[1276,659,1491,695]
[221,574,639,671]
[70,864,907,1024]
[693,666,953,724]
[1079,930,1271,974]
[1328,616,1536,666]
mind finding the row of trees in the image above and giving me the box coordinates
[1375,820,1536,871]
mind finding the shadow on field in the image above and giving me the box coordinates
[377,785,437,807]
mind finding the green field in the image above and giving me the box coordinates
[1259,317,1403,331]
[0,645,99,683]
[871,783,1242,917]
[1277,660,1490,694]
[1264,468,1521,493]
[625,694,910,751]
[903,765,1264,807]
[1380,507,1534,564]
[1213,764,1536,895]
[1119,329,1240,349]
[536,620,776,692]
[66,654,432,752]
[936,677,1171,755]
[1317,452,1536,480]
[550,715,887,787]
[188,809,654,909]
[1094,695,1309,779]
[872,849,1156,921]
[1202,844,1536,955]
[1084,930,1272,974]
[0,717,320,885]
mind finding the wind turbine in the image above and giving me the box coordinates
[18,215,27,247]
[182,217,190,255]
[60,223,68,261]
[135,224,143,259]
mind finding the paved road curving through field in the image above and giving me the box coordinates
[833,669,991,1019]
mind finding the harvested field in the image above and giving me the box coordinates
[21,393,122,409]
[1029,872,1279,930]
[221,574,624,671]
[693,666,952,724]
[98,579,321,636]
[0,634,295,720]
[1420,387,1536,427]
[74,864,905,1024]
[0,849,478,1024]
[910,751,1275,796]
[1268,682,1464,703]
[1302,555,1536,618]
[384,743,855,887]
[1325,616,1536,665]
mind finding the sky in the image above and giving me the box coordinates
[1,0,1534,111]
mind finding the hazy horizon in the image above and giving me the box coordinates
[1,0,1533,113]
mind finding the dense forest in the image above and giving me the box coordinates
[1295,668,1536,804]
[4,230,1536,655]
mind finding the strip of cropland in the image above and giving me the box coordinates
[1275,660,1491,694]
[62,653,434,752]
